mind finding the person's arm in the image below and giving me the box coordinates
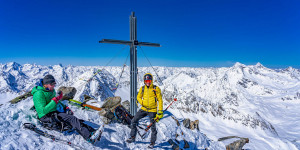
[33,91,56,117]
[137,87,143,106]
[156,87,163,112]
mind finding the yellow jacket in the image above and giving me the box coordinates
[137,74,163,112]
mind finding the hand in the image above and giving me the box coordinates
[66,106,74,115]
[155,110,163,122]
[52,91,63,104]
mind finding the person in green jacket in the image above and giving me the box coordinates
[32,74,100,143]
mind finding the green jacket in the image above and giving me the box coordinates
[31,86,57,119]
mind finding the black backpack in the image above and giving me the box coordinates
[113,105,133,125]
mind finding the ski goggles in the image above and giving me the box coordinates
[144,80,152,84]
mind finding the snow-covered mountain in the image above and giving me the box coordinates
[0,62,300,149]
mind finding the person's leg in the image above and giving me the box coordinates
[129,109,147,138]
[57,112,92,139]
[39,112,57,128]
[148,112,158,144]
[39,115,52,123]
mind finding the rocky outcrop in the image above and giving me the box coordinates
[121,100,130,111]
[10,91,32,104]
[226,138,249,150]
[98,96,122,124]
[101,96,121,110]
[84,94,94,101]
[58,86,77,100]
[183,118,190,129]
[183,118,199,130]
[218,136,249,150]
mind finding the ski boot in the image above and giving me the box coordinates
[148,142,155,149]
[88,125,104,144]
[126,136,136,143]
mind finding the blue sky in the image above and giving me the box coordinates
[0,0,299,68]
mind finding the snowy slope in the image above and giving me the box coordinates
[0,62,300,149]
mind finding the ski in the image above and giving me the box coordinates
[23,123,85,150]
[69,99,102,111]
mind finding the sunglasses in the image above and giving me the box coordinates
[145,80,152,84]
[50,82,56,86]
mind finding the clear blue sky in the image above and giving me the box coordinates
[0,0,299,68]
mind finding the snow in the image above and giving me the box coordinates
[0,62,300,149]
[0,93,17,104]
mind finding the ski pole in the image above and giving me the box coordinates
[141,98,177,138]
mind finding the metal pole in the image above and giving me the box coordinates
[130,12,138,115]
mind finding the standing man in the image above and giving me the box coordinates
[126,73,164,149]
[32,74,100,143]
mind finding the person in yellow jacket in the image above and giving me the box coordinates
[126,73,163,149]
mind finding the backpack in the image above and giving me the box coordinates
[113,105,133,125]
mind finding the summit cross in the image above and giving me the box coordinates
[99,12,161,115]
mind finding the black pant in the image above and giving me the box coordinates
[130,109,157,143]
[40,112,93,140]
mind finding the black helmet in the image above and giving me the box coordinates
[144,74,152,81]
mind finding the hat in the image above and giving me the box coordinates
[144,73,153,81]
[43,74,56,85]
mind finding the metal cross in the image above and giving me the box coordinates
[99,12,161,115]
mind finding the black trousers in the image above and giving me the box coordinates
[40,112,93,140]
[130,109,157,143]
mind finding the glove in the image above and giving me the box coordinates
[66,106,74,115]
[52,91,63,104]
[154,110,163,122]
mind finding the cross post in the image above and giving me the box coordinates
[99,12,161,115]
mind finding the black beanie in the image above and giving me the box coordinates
[43,74,56,85]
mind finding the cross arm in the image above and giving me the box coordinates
[138,42,161,47]
[99,39,132,45]
[99,39,161,47]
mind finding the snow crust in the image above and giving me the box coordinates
[1,62,300,149]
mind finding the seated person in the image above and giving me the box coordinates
[32,74,99,143]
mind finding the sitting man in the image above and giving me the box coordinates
[32,74,99,143]
[126,73,164,149]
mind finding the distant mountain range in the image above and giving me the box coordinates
[1,62,300,149]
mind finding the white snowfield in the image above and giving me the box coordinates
[0,62,300,149]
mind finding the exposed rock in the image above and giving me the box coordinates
[98,108,115,124]
[101,117,111,124]
[121,100,130,111]
[101,96,121,110]
[58,86,77,100]
[98,96,123,124]
[218,136,249,150]
[99,108,108,116]
[183,118,190,129]
[226,138,249,150]
[190,120,199,130]
[10,91,32,104]
[84,94,93,101]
